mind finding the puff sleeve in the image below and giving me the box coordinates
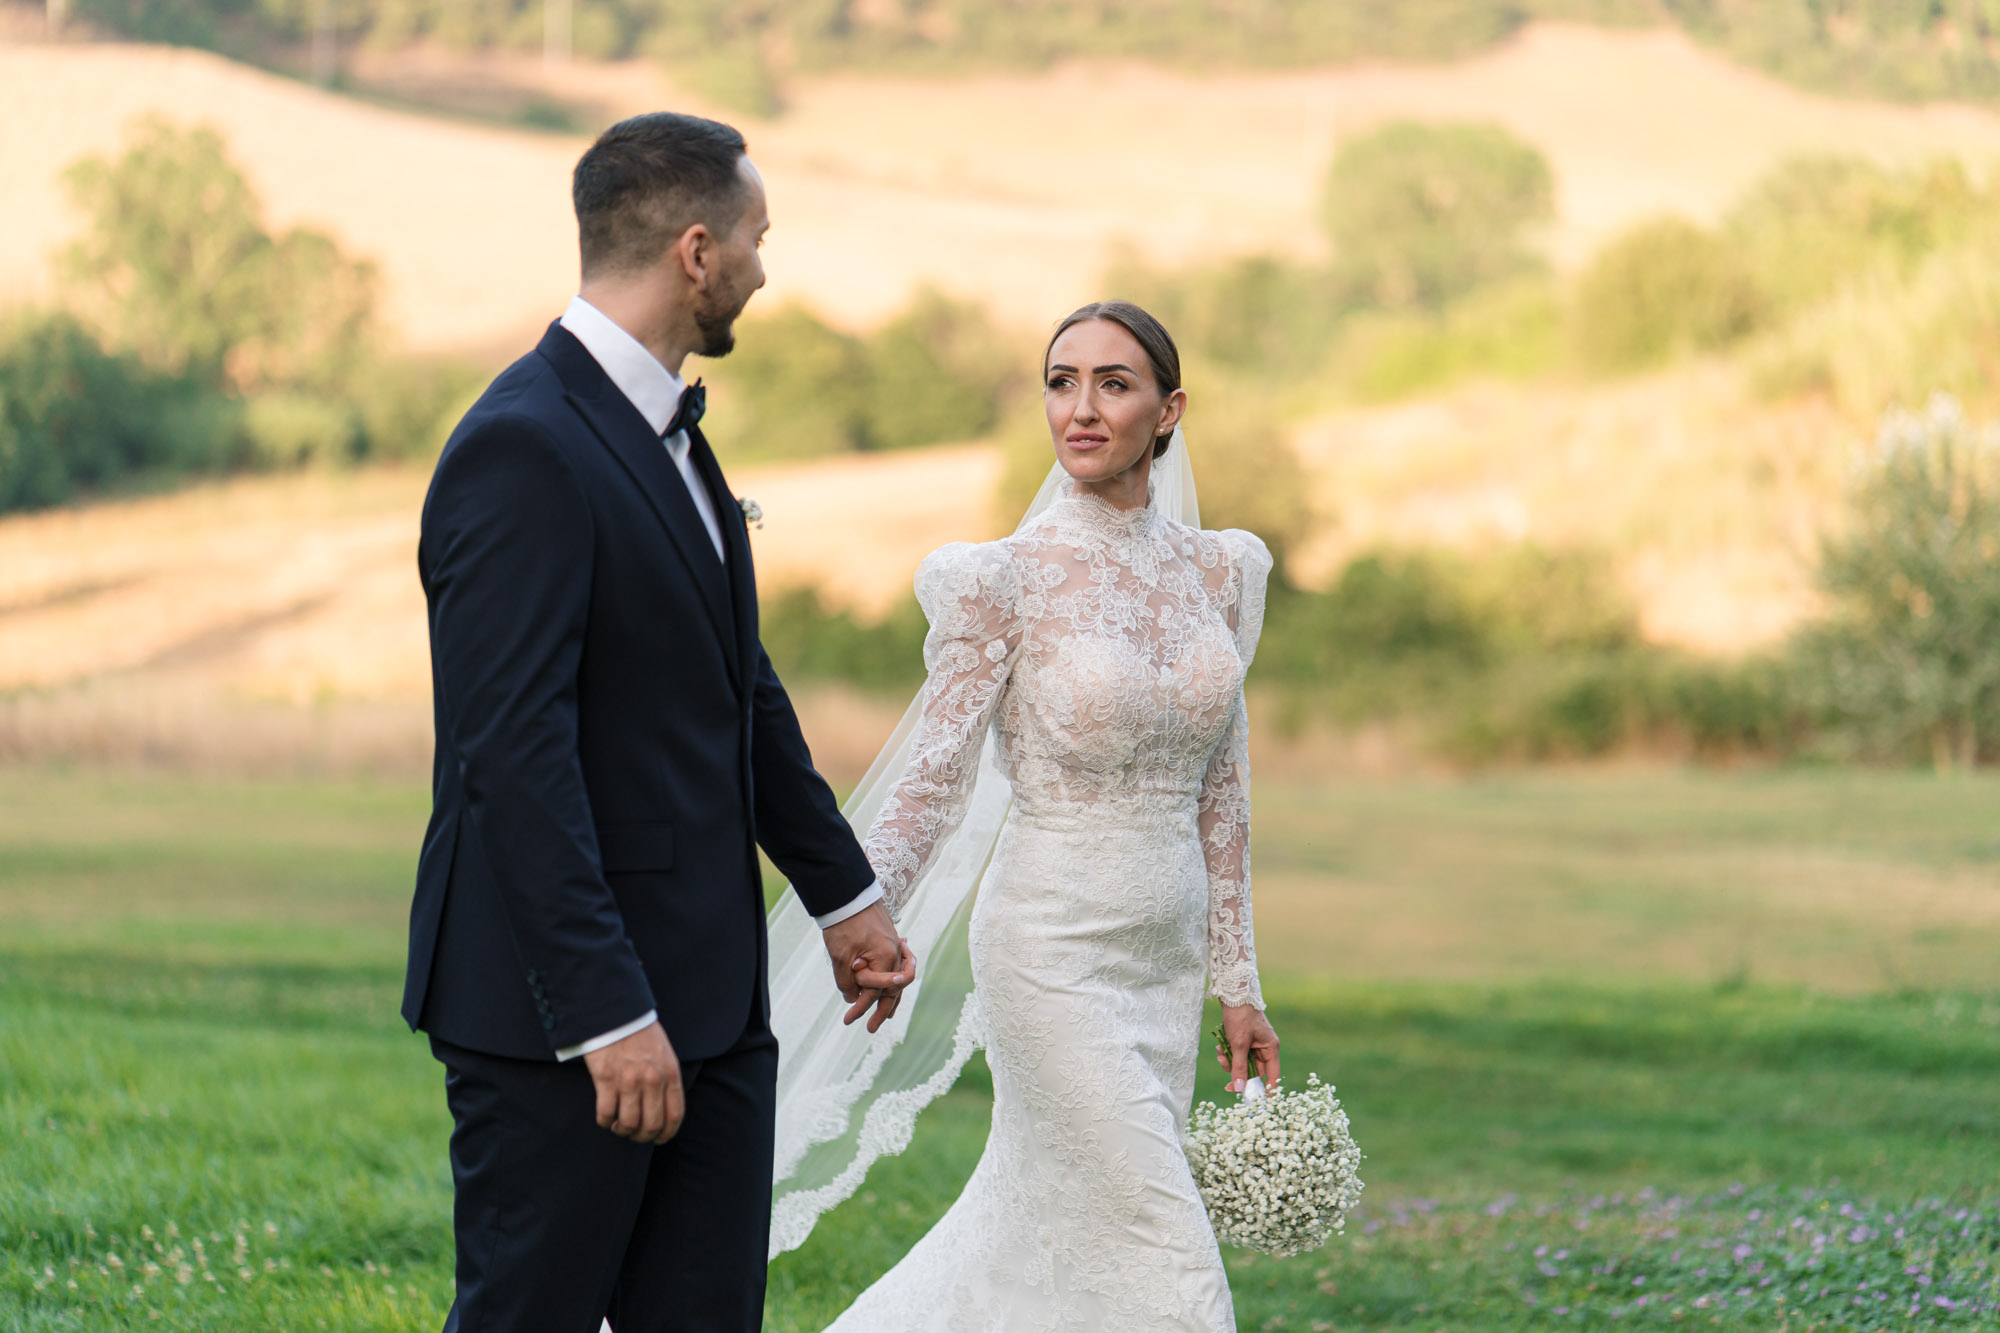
[861,541,1021,917]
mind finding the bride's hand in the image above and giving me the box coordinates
[1216,1004,1280,1093]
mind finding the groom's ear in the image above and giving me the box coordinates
[669,223,714,288]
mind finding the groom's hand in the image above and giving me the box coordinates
[583,1021,684,1144]
[822,902,916,1033]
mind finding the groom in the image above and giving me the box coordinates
[403,112,913,1332]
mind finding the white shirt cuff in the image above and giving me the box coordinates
[554,1010,657,1062]
[813,880,884,929]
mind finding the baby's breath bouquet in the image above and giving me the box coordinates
[1184,1028,1364,1258]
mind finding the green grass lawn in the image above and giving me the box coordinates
[2,766,1996,1331]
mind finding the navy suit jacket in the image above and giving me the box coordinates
[403,322,874,1062]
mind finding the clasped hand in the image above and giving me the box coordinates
[583,904,915,1145]
[821,901,917,1032]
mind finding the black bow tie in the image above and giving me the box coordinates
[663,379,706,440]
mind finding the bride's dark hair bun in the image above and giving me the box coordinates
[1044,300,1182,460]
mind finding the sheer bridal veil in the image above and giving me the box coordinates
[765,429,1202,1257]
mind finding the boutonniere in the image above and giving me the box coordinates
[737,496,764,529]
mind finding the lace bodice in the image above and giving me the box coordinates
[862,482,1270,1009]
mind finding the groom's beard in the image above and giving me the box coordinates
[694,283,752,358]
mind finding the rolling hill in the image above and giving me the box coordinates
[11,24,2000,355]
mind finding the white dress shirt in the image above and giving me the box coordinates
[552,297,884,1061]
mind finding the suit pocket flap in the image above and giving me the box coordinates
[597,821,675,872]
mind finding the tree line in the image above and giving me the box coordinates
[62,0,2000,116]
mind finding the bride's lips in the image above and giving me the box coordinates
[1065,433,1110,451]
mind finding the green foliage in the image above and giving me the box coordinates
[760,586,930,695]
[701,304,873,460]
[862,289,1022,450]
[1723,155,2000,418]
[1225,543,1802,762]
[1180,375,1316,577]
[1789,396,2000,770]
[1750,222,2000,420]
[1323,121,1554,313]
[0,310,237,513]
[65,0,2000,117]
[59,117,379,395]
[700,290,1024,461]
[1665,0,2000,104]
[1329,275,1564,402]
[1102,249,1343,378]
[4,119,490,513]
[1727,156,1987,317]
[1098,124,1558,413]
[1573,216,1765,372]
[677,39,787,118]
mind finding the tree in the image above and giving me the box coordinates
[59,117,378,394]
[1321,121,1554,311]
[1792,395,2000,769]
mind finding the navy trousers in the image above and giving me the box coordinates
[433,1021,778,1333]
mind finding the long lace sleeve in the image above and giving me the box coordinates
[1198,529,1272,1010]
[862,541,1021,917]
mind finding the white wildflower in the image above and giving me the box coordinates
[1184,1072,1364,1259]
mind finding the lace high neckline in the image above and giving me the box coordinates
[1049,478,1160,539]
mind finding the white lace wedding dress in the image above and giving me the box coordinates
[826,480,1271,1333]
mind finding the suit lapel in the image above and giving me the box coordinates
[536,323,740,681]
[688,425,760,694]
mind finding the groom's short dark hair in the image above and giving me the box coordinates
[573,112,749,279]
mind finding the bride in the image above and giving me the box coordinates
[769,300,1280,1332]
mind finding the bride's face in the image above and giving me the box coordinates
[1043,321,1185,490]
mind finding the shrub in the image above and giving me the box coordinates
[1749,234,2000,420]
[702,293,1024,461]
[1102,249,1344,378]
[759,586,929,695]
[0,310,235,513]
[1726,155,1987,317]
[861,288,1022,451]
[240,392,363,468]
[1330,276,1564,403]
[1572,217,1764,372]
[700,304,873,460]
[1788,395,2000,769]
[1180,375,1316,578]
[1322,121,1554,312]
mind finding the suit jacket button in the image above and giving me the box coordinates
[542,1016,556,1031]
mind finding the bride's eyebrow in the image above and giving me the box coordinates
[1093,364,1136,375]
[1047,363,1079,374]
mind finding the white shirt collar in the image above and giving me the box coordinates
[558,295,689,450]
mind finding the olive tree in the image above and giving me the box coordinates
[1793,395,2000,769]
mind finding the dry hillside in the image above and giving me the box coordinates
[0,444,998,703]
[11,24,2000,354]
[0,446,995,775]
